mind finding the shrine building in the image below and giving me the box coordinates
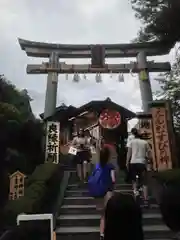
[40,98,136,168]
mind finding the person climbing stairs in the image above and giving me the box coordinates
[55,171,172,240]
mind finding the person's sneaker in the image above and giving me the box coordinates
[143,200,149,208]
[133,190,139,197]
[100,234,104,240]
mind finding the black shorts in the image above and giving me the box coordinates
[129,163,147,184]
[75,150,91,165]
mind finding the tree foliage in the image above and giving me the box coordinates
[131,0,180,43]
[155,47,180,131]
[0,75,45,174]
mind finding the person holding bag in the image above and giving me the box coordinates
[88,147,116,239]
[71,129,89,183]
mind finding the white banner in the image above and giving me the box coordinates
[90,125,100,140]
[45,121,60,164]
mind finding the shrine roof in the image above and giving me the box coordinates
[72,98,136,120]
[40,98,136,121]
[18,38,173,58]
[40,104,77,120]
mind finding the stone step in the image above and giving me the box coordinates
[66,183,132,191]
[65,190,156,203]
[57,213,163,227]
[60,204,160,215]
[56,225,172,240]
[63,196,156,206]
[65,188,133,197]
[64,192,132,205]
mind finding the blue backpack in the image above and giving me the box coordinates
[88,165,107,198]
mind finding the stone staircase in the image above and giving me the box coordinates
[56,172,172,240]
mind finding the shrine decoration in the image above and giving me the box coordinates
[139,69,148,81]
[45,121,60,164]
[99,109,121,129]
[137,114,157,171]
[151,105,172,171]
[9,171,26,200]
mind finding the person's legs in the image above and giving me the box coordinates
[142,185,148,201]
[100,214,105,239]
[82,150,91,182]
[77,163,82,181]
[136,164,149,206]
[141,166,148,201]
[87,151,92,176]
[100,191,113,238]
[83,160,88,182]
[130,164,138,195]
[94,197,104,237]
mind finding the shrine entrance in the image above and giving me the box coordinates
[19,38,172,118]
[19,38,176,171]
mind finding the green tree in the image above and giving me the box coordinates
[131,0,180,43]
[155,48,180,131]
[0,75,44,173]
[0,75,45,217]
[0,76,34,121]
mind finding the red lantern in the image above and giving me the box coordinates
[99,109,121,129]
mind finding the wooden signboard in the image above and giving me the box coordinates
[151,106,172,171]
[9,171,26,200]
[45,121,60,164]
[138,117,157,171]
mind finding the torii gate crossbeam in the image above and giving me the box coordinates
[18,38,172,118]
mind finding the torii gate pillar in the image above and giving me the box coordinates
[137,51,153,112]
[44,52,59,119]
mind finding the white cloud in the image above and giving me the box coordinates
[0,0,174,118]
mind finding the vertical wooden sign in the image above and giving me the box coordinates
[151,106,172,171]
[9,171,26,200]
[138,115,157,171]
[45,121,60,164]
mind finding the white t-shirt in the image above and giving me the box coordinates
[127,138,149,164]
[126,134,135,147]
[72,137,86,152]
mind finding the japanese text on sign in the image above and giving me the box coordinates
[138,118,156,170]
[45,121,60,164]
[9,171,25,200]
[152,107,172,170]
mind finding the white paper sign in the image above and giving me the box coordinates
[68,146,77,155]
[45,121,60,164]
[90,125,100,140]
[90,146,96,154]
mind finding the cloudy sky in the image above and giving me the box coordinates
[0,0,176,125]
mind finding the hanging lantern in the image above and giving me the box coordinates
[129,61,136,77]
[73,73,79,82]
[139,69,148,81]
[118,73,124,82]
[83,74,87,80]
[95,73,102,83]
[110,70,113,78]
[130,68,135,77]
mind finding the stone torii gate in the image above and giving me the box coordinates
[18,39,172,119]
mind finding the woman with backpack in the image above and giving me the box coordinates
[88,147,116,239]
